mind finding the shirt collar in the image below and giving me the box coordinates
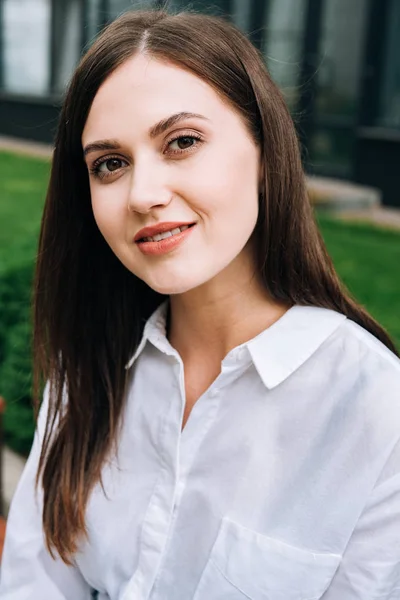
[125,301,169,370]
[126,302,347,389]
[247,305,346,389]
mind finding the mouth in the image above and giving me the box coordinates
[135,223,196,256]
[135,222,196,243]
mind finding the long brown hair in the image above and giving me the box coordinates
[33,8,399,564]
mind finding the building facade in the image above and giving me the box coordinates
[0,0,399,206]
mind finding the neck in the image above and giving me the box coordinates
[168,265,290,366]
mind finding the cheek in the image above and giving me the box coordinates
[90,187,124,242]
[200,153,259,222]
[186,149,257,214]
[229,150,260,217]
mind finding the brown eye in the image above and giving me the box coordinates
[176,136,195,150]
[90,156,128,180]
[105,158,122,171]
[168,135,200,153]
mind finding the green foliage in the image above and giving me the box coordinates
[0,318,35,455]
[0,259,36,455]
[0,261,33,364]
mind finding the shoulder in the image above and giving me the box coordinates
[329,316,400,384]
[322,314,400,441]
[340,317,400,371]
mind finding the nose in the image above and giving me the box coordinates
[127,160,172,214]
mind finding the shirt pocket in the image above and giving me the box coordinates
[193,517,341,600]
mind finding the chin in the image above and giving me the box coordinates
[145,279,199,296]
[142,272,209,296]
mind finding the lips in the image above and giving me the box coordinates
[134,222,196,243]
[135,222,196,256]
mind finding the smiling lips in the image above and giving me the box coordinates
[134,222,196,256]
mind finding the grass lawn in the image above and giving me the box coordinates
[0,149,399,349]
[0,151,50,273]
[316,216,400,348]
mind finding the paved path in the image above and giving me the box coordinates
[0,135,52,158]
[338,208,400,230]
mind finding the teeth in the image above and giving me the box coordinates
[158,231,173,241]
[142,225,192,243]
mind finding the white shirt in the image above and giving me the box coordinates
[2,302,400,600]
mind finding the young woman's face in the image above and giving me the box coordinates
[82,54,261,295]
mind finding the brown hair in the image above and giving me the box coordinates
[33,8,399,564]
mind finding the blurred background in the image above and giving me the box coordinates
[0,0,400,204]
[0,0,399,552]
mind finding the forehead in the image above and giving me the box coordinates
[83,54,230,141]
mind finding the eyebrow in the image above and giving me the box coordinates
[83,112,209,157]
[148,111,208,139]
[83,139,121,157]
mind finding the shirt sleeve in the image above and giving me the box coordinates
[0,384,92,600]
[323,437,400,599]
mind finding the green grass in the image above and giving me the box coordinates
[0,151,50,273]
[0,150,399,348]
[317,215,400,348]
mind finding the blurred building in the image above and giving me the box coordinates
[0,0,399,206]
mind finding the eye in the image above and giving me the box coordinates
[90,156,128,180]
[101,158,123,172]
[166,134,202,155]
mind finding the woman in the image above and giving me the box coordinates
[1,8,400,600]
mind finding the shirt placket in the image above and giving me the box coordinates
[149,353,252,598]
[121,354,183,600]
[147,357,221,598]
